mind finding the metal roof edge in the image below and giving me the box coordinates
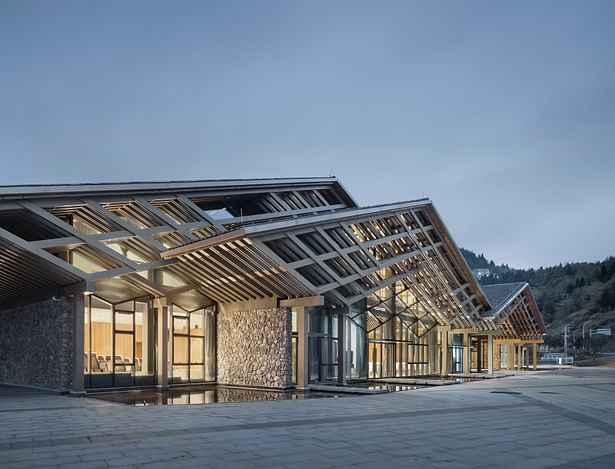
[0,177,342,200]
[483,282,529,316]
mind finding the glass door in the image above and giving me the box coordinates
[85,296,156,388]
[170,305,215,383]
[113,301,134,386]
[307,307,338,383]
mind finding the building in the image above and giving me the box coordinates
[471,268,492,280]
[0,178,545,395]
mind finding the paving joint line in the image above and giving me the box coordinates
[515,394,615,437]
[0,402,523,451]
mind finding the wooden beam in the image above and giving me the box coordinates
[162,229,246,258]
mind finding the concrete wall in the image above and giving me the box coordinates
[217,307,292,389]
[0,297,74,392]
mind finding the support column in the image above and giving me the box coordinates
[508,343,514,370]
[487,334,493,375]
[476,337,482,372]
[156,298,169,390]
[463,333,470,374]
[517,343,522,371]
[70,291,87,397]
[296,306,309,390]
[440,327,449,377]
[337,307,347,385]
[533,343,537,371]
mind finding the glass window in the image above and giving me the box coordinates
[174,317,188,335]
[308,306,339,383]
[134,302,155,385]
[190,365,204,381]
[190,337,204,363]
[105,242,151,264]
[84,295,159,388]
[71,250,106,274]
[170,305,216,383]
[291,308,298,384]
[89,296,113,387]
[174,336,189,364]
[72,216,102,235]
[84,303,90,376]
[173,365,189,381]
[114,333,133,365]
[204,309,216,381]
[190,311,204,336]
[115,312,133,332]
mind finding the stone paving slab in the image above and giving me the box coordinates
[2,367,615,468]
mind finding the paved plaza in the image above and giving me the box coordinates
[1,367,615,468]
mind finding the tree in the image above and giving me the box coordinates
[543,335,563,351]
[597,287,615,310]
[589,335,610,355]
[542,302,555,323]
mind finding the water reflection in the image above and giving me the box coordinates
[364,383,426,392]
[88,385,352,406]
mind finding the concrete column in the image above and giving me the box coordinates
[533,344,537,371]
[70,292,87,396]
[337,308,347,385]
[487,334,494,375]
[476,337,482,372]
[156,299,169,390]
[296,306,309,390]
[440,328,449,377]
[517,343,522,371]
[463,333,470,374]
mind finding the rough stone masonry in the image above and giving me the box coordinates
[0,297,74,392]
[216,307,292,389]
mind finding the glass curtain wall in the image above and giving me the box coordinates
[291,309,298,385]
[470,337,489,372]
[500,343,509,369]
[84,295,156,388]
[451,333,464,373]
[168,304,215,383]
[357,282,439,378]
[308,306,338,383]
[346,301,367,380]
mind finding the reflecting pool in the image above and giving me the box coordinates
[88,384,355,406]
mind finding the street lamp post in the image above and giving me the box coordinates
[582,320,592,352]
[563,324,569,354]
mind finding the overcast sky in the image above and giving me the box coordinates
[1,0,614,269]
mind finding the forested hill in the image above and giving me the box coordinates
[460,249,615,335]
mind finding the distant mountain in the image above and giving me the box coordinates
[460,248,615,344]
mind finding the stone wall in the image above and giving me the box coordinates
[0,297,74,392]
[217,307,292,389]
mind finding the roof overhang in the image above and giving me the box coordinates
[162,200,492,326]
[0,177,358,207]
[482,283,546,340]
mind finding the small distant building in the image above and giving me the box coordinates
[472,268,491,280]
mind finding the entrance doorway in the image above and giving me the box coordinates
[169,304,216,383]
[85,296,156,388]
